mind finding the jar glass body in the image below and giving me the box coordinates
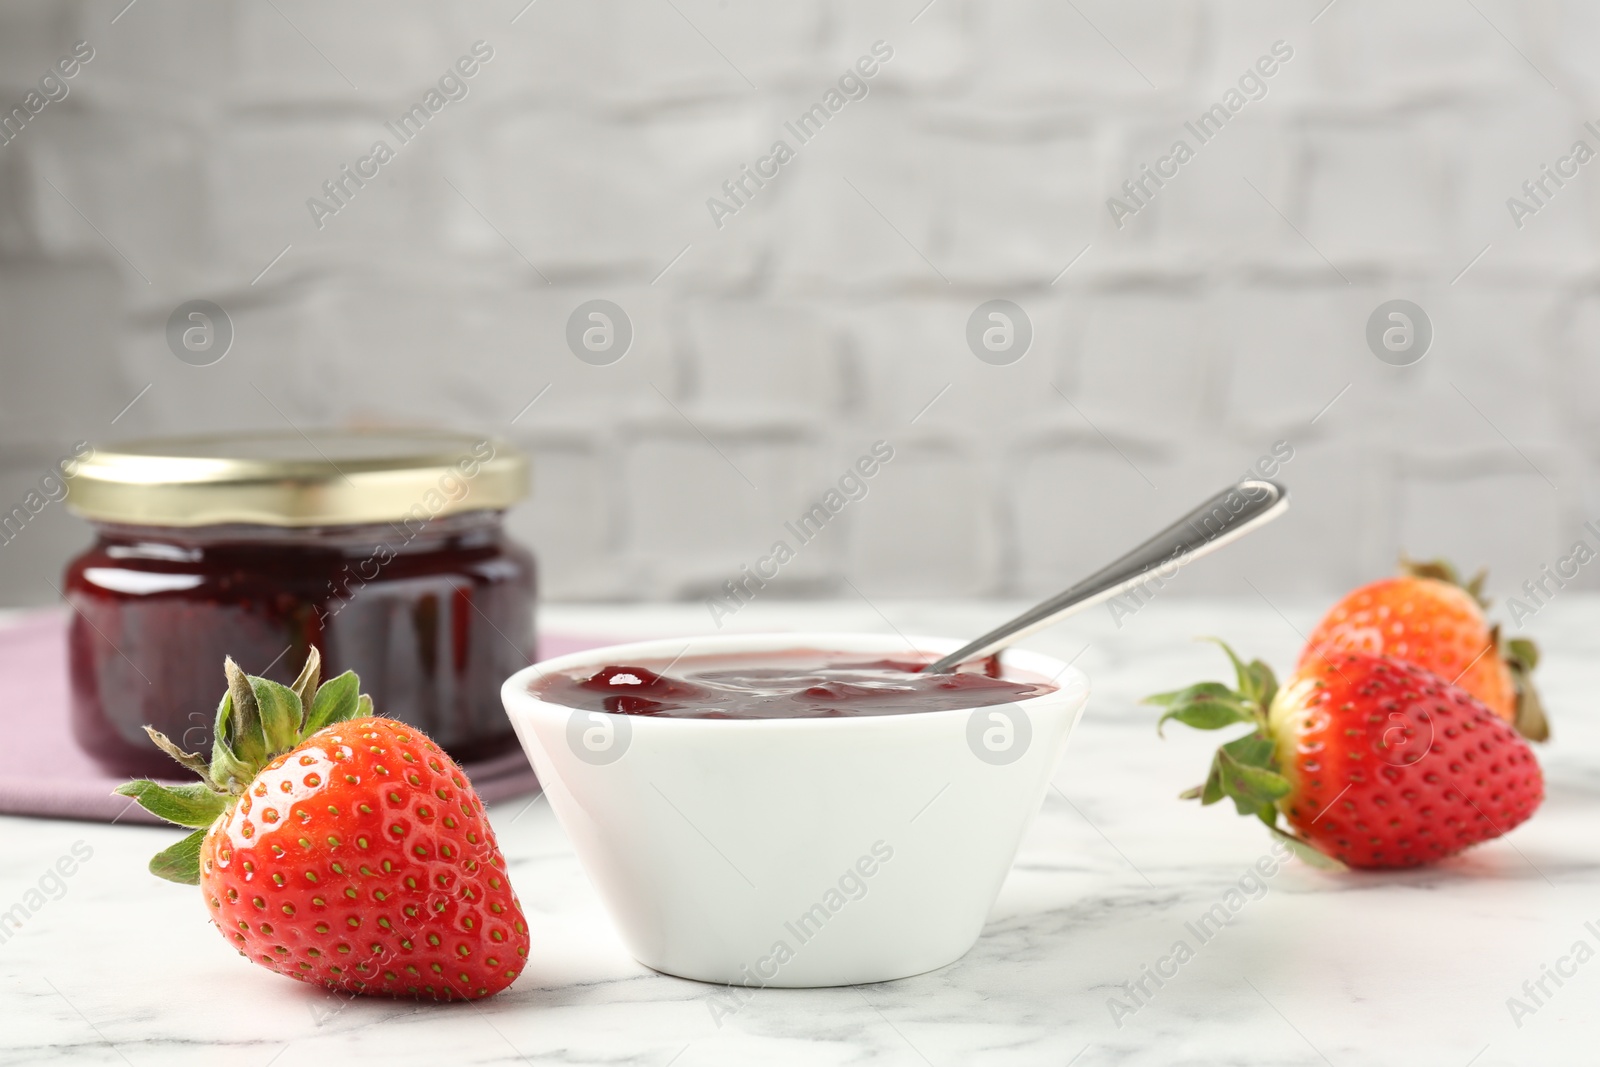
[64,510,535,777]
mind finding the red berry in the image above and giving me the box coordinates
[117,649,529,999]
[200,718,528,999]
[1270,654,1543,868]
[1298,559,1546,740]
[1303,577,1510,715]
[1150,641,1545,870]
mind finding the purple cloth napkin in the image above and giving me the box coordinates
[0,612,613,825]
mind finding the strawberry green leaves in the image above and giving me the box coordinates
[1504,634,1550,743]
[1266,825,1349,872]
[149,828,207,885]
[253,675,304,755]
[304,669,360,735]
[117,648,377,883]
[1148,682,1254,735]
[1212,737,1291,817]
[204,649,370,792]
[1400,555,1489,608]
[203,650,367,790]
[1507,636,1539,671]
[140,725,211,781]
[1148,641,1297,844]
[113,780,228,828]
[1179,734,1289,818]
[1203,636,1277,712]
[208,689,252,792]
[1146,639,1276,739]
[223,657,269,769]
[290,648,321,714]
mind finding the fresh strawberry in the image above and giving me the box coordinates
[1149,641,1544,869]
[1299,557,1547,741]
[116,650,529,999]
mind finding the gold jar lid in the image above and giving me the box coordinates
[66,429,529,527]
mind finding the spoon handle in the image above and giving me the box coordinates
[920,479,1289,674]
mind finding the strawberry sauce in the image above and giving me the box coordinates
[532,650,1056,719]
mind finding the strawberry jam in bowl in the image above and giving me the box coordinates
[532,649,1059,719]
[502,633,1089,987]
[63,430,535,777]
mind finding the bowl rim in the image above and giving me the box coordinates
[501,631,1090,732]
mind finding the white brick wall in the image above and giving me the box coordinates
[2,0,1597,608]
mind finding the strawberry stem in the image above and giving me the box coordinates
[142,725,211,780]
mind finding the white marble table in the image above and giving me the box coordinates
[4,597,1598,1066]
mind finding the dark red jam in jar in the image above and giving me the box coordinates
[532,650,1057,719]
[63,431,535,777]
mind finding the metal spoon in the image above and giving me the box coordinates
[920,479,1289,674]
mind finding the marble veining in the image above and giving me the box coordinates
[3,599,1599,1066]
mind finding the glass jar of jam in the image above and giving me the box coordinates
[63,430,535,778]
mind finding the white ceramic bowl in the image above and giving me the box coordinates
[500,633,1089,987]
